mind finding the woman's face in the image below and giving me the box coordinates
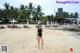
[39,27,42,29]
[38,25,42,29]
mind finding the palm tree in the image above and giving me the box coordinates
[3,3,10,23]
[13,8,19,20]
[69,13,74,18]
[35,5,44,24]
[18,5,28,22]
[10,6,14,19]
[28,2,34,19]
[10,6,19,20]
[1,2,45,24]
[0,9,3,20]
[74,12,79,18]
[4,3,10,10]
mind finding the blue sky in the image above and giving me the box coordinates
[0,0,80,16]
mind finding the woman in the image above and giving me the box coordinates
[37,24,44,48]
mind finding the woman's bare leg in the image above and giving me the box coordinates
[41,37,44,48]
[38,37,40,48]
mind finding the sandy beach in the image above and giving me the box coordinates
[0,24,80,53]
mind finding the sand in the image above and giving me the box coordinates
[0,24,80,53]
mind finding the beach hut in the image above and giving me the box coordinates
[8,18,18,28]
[10,18,17,25]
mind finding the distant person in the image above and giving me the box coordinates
[37,24,44,48]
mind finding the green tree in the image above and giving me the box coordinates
[55,8,70,23]
[33,5,44,23]
[10,6,19,20]
[0,9,3,20]
[28,2,34,20]
[47,15,54,24]
[18,5,28,22]
[74,12,79,18]
[69,13,74,18]
[3,3,10,23]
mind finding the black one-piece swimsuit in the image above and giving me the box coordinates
[38,29,42,37]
